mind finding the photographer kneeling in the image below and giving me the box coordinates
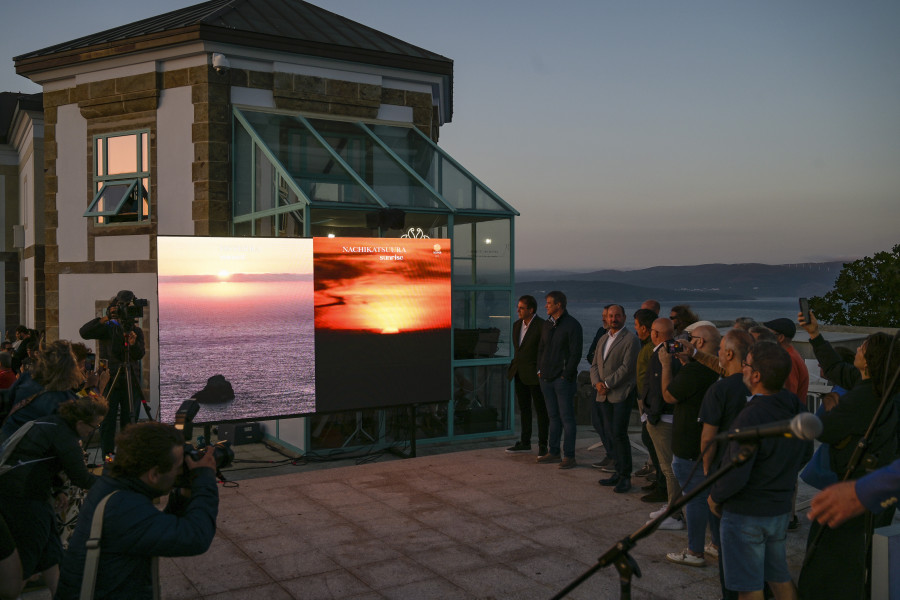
[56,421,219,600]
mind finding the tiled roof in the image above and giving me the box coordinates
[14,0,452,76]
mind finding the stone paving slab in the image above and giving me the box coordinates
[22,432,821,599]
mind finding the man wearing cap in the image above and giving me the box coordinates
[764,318,809,403]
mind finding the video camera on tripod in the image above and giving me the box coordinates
[106,290,149,332]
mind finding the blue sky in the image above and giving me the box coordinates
[3,0,898,270]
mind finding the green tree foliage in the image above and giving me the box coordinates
[809,244,900,327]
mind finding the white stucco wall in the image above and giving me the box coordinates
[21,256,34,328]
[56,104,88,262]
[59,272,160,415]
[156,86,195,235]
[94,235,151,261]
[18,153,33,247]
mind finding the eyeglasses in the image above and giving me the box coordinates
[690,335,702,341]
[741,360,757,372]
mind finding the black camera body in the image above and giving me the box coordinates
[107,290,149,328]
[173,400,235,488]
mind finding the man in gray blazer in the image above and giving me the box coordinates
[506,295,548,455]
[590,304,640,493]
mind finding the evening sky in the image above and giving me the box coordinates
[3,0,897,270]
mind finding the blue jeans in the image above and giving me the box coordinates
[598,397,633,477]
[672,455,709,554]
[720,511,791,592]
[541,377,577,458]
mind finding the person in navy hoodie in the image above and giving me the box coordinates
[709,341,812,600]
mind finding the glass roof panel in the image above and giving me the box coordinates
[236,109,516,216]
[368,125,513,213]
[305,118,444,210]
[238,110,381,207]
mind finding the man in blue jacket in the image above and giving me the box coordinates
[56,421,218,599]
[709,341,812,600]
[808,458,900,528]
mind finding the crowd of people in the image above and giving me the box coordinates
[0,293,219,599]
[507,292,900,600]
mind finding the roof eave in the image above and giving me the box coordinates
[15,24,453,81]
[15,24,453,121]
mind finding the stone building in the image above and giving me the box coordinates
[8,0,517,452]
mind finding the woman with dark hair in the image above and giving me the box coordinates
[797,324,900,599]
[669,305,700,337]
[1,340,84,440]
[0,393,106,597]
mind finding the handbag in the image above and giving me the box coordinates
[800,442,839,490]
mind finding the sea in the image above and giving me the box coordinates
[568,297,800,361]
[158,281,315,424]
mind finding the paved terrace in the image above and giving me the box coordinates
[25,431,817,600]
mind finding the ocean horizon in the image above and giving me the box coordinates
[158,280,315,424]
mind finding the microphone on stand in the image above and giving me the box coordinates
[714,412,822,443]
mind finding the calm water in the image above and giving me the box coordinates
[568,297,800,365]
[158,281,315,424]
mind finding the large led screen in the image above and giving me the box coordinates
[313,237,452,413]
[157,236,451,423]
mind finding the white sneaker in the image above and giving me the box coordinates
[648,504,668,519]
[705,541,719,559]
[656,516,685,530]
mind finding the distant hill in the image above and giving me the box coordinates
[516,279,746,304]
[516,262,842,300]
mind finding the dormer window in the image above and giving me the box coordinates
[85,131,150,224]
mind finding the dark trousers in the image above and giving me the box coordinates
[599,396,633,478]
[100,369,141,455]
[514,375,548,448]
[591,401,615,461]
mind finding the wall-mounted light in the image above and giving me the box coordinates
[484,238,492,245]
[212,52,230,73]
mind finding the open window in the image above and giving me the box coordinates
[85,131,150,224]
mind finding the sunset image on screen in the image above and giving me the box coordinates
[157,236,315,423]
[313,237,452,412]
[313,237,451,334]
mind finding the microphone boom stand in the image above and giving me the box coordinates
[551,444,758,600]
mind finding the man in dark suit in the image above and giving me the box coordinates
[506,295,548,455]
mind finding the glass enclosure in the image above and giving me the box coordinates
[232,107,518,446]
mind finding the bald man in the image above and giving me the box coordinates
[663,324,722,564]
[640,318,681,510]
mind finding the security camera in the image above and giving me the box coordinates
[212,53,230,73]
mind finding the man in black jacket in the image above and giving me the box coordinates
[56,421,218,600]
[536,291,583,469]
[641,318,681,505]
[506,295,548,455]
[80,292,146,455]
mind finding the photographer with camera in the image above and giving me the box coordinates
[79,291,147,455]
[56,421,219,600]
[1,340,84,441]
[0,393,106,598]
